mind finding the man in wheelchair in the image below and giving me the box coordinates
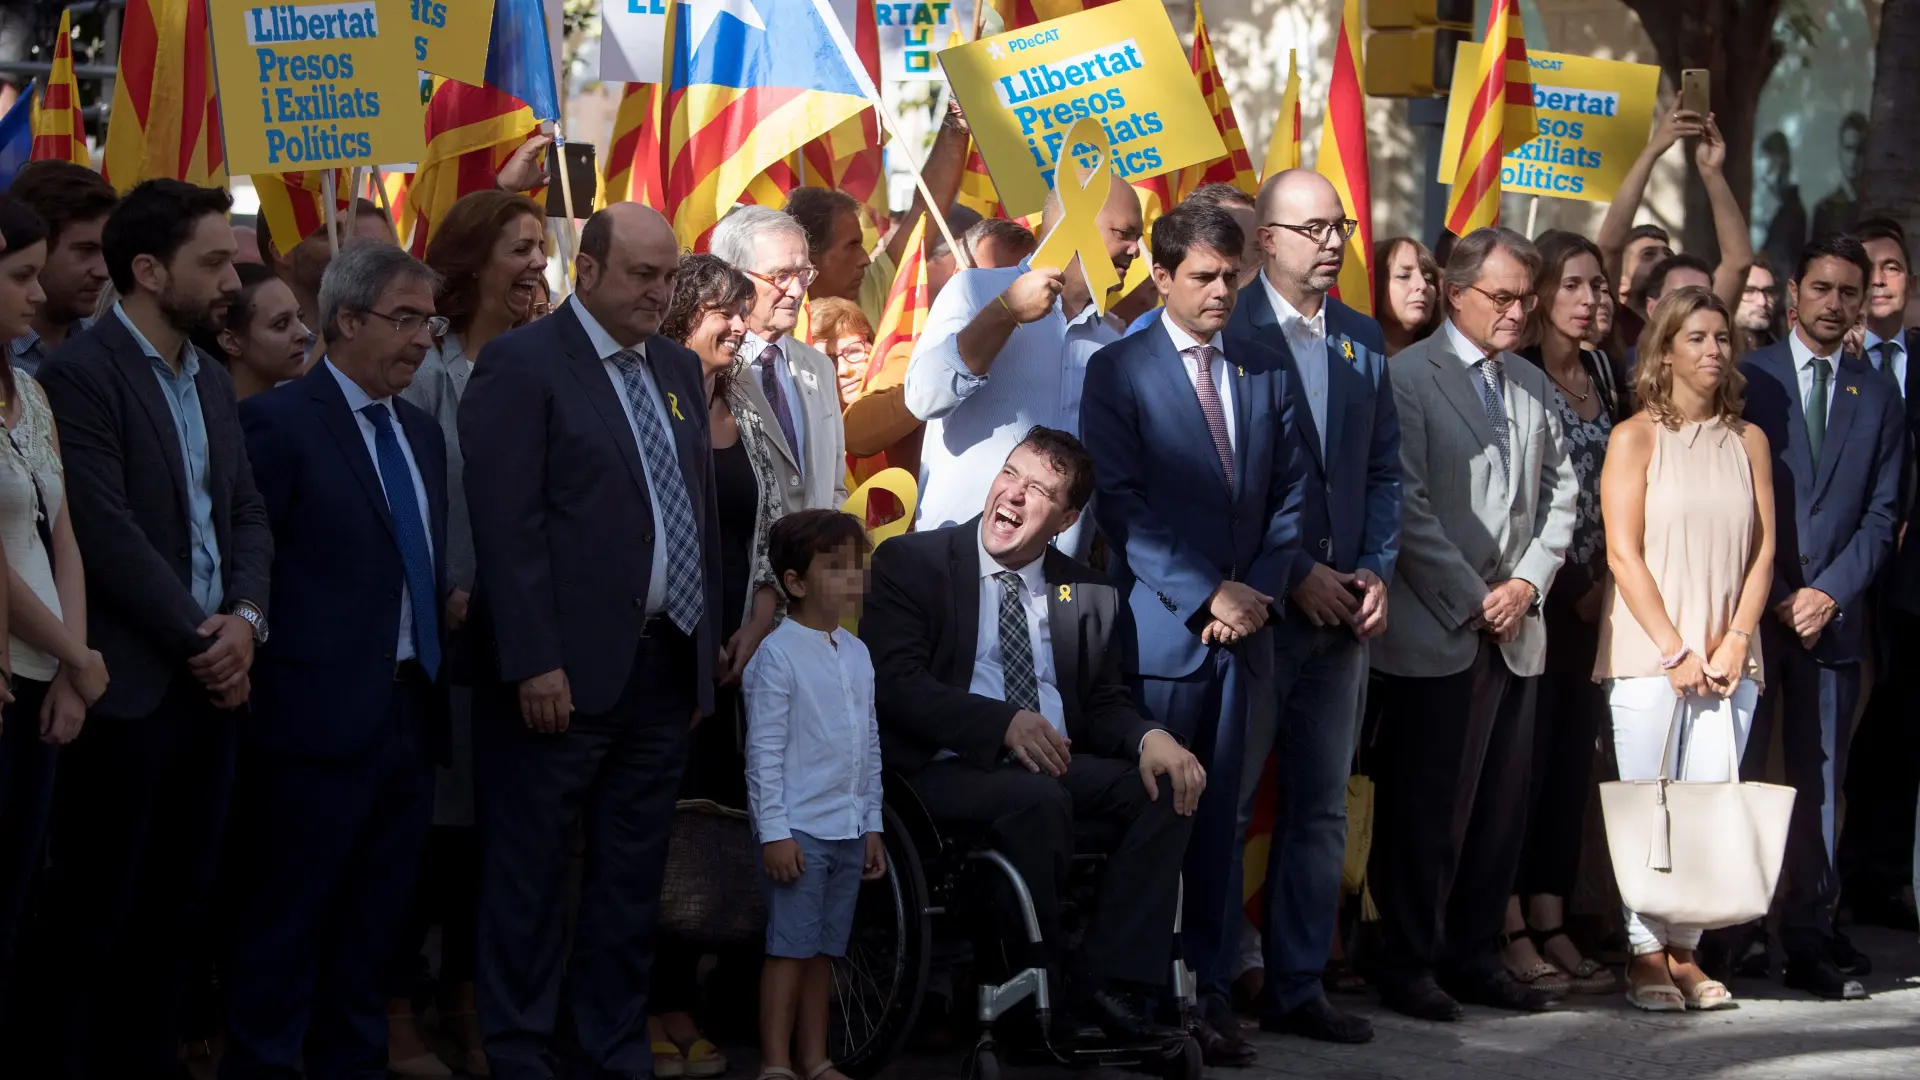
[861,427,1207,1045]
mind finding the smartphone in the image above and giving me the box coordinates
[1680,69,1709,116]
[545,142,599,219]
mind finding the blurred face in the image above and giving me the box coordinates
[1546,251,1605,345]
[576,206,681,347]
[1737,264,1777,333]
[926,247,957,301]
[1864,237,1911,327]
[1152,242,1238,339]
[743,228,813,339]
[812,208,869,303]
[686,303,747,379]
[480,213,548,325]
[1655,265,1711,307]
[39,215,107,324]
[1446,248,1535,355]
[220,279,309,389]
[143,212,242,338]
[1840,124,1866,185]
[0,241,47,342]
[1086,181,1144,293]
[1790,255,1866,351]
[1257,176,1346,297]
[822,334,872,404]
[783,537,867,618]
[350,209,398,246]
[1623,235,1671,301]
[1662,307,1733,401]
[333,275,436,397]
[231,226,263,266]
[1384,242,1435,334]
[973,230,1032,270]
[982,443,1080,567]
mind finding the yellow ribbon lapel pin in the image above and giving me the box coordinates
[1846,385,1859,395]
[1342,339,1355,360]
[1057,584,1073,603]
[667,392,685,420]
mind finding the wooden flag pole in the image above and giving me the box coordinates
[551,120,580,296]
[370,165,395,222]
[321,170,340,255]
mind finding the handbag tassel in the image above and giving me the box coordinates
[1647,779,1673,871]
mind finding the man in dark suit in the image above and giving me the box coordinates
[862,428,1205,1043]
[1739,232,1904,1001]
[1079,200,1304,1063]
[28,178,270,1080]
[1224,169,1401,1045]
[461,203,722,1080]
[221,243,449,1079]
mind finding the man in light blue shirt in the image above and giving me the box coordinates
[7,159,117,376]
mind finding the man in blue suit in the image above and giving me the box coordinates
[223,243,449,1078]
[1225,169,1401,1045]
[1082,199,1305,1067]
[1740,232,1904,1002]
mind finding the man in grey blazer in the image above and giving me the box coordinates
[713,205,849,513]
[1367,227,1578,1022]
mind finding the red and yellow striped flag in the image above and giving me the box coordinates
[253,169,350,257]
[101,0,225,191]
[403,77,539,256]
[1444,0,1535,236]
[1173,2,1256,201]
[956,136,1003,219]
[1261,49,1301,181]
[1316,0,1373,316]
[31,11,88,166]
[606,82,665,208]
[866,212,931,397]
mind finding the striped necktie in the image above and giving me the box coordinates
[1185,344,1234,488]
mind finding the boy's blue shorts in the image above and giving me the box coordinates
[761,830,865,959]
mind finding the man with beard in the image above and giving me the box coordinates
[28,179,272,1079]
[6,160,116,376]
[1737,258,1785,353]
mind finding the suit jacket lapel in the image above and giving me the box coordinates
[1428,334,1503,478]
[1043,551,1082,737]
[949,521,982,688]
[102,317,190,516]
[1322,308,1352,466]
[1501,354,1530,509]
[741,338,800,470]
[559,305,655,508]
[1146,324,1234,494]
[1814,355,1864,500]
[306,365,398,543]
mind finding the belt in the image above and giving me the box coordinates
[639,613,676,638]
[394,659,427,683]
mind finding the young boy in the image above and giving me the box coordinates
[743,509,886,1080]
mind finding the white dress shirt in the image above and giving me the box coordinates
[576,296,674,614]
[1260,271,1329,455]
[1160,312,1236,448]
[325,360,434,661]
[1865,327,1908,398]
[1444,317,1512,412]
[968,523,1067,740]
[1788,325,1841,423]
[742,330,806,475]
[742,620,884,844]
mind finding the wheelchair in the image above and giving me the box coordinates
[826,770,1204,1080]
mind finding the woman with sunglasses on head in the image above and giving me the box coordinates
[192,262,313,400]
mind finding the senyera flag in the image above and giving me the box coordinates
[1444,0,1536,236]
[1172,1,1257,200]
[1316,0,1373,316]
[31,10,89,166]
[101,0,224,191]
[253,169,350,258]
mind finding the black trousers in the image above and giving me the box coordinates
[1839,608,1920,908]
[387,825,483,997]
[1369,642,1537,985]
[1518,586,1607,899]
[476,627,695,1080]
[906,753,1191,988]
[0,677,54,1016]
[21,679,238,1080]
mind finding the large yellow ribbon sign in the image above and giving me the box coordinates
[1030,116,1122,315]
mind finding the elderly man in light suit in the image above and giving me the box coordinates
[713,205,848,513]
[1367,227,1578,1024]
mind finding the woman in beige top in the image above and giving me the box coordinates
[1598,286,1776,1013]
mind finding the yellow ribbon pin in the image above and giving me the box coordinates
[667,392,684,420]
[1057,584,1072,602]
[1343,339,1355,360]
[1237,365,1246,377]
[1846,385,1859,395]
[1029,116,1122,316]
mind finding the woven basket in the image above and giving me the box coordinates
[659,799,766,948]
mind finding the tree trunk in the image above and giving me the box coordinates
[1619,1,1782,259]
[1860,0,1920,243]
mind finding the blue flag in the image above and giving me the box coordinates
[0,80,34,191]
[484,0,559,121]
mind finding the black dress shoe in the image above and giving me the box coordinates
[1442,970,1560,1012]
[1379,975,1465,1022]
[1784,952,1869,1000]
[1259,994,1375,1044]
[1075,987,1182,1043]
[1848,891,1920,932]
[1190,1016,1258,1067]
[1828,931,1874,977]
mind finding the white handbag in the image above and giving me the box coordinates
[1598,695,1795,930]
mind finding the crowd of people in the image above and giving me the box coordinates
[0,98,1910,1080]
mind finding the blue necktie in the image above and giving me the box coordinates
[611,350,706,634]
[361,404,441,679]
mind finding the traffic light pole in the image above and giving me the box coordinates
[1409,95,1451,248]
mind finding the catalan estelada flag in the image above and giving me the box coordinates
[955,136,1003,220]
[1444,0,1535,236]
[607,82,665,208]
[1316,0,1373,316]
[798,0,885,233]
[1173,2,1256,200]
[662,0,871,251]
[1261,49,1301,181]
[30,11,88,166]
[101,0,224,191]
[253,169,350,256]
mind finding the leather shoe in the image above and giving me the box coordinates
[1827,931,1873,977]
[1785,952,1869,1000]
[1191,1016,1257,1068]
[1441,970,1560,1012]
[1379,975,1464,1022]
[1259,994,1374,1044]
[1074,987,1181,1043]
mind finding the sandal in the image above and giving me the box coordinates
[1499,929,1570,989]
[1625,980,1687,1012]
[802,1062,844,1080]
[757,1069,799,1080]
[1529,926,1619,995]
[1680,977,1737,1011]
[682,1037,727,1078]
[653,1040,688,1079]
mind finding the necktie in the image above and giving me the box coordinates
[1185,344,1234,489]
[995,571,1040,712]
[757,343,802,471]
[611,350,705,634]
[1476,356,1510,477]
[1878,340,1902,394]
[1807,354,1831,464]
[360,404,441,680]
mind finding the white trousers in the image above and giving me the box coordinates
[1607,675,1758,955]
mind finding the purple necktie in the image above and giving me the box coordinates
[758,342,801,466]
[1187,345,1234,489]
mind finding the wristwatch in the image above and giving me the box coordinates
[230,599,270,645]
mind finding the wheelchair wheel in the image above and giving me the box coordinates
[964,1042,1001,1080]
[829,803,931,1078]
[1164,1036,1203,1080]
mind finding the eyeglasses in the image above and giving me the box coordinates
[1462,284,1539,314]
[362,309,451,337]
[743,266,819,293]
[1265,219,1359,247]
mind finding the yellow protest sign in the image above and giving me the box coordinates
[1030,116,1124,315]
[211,0,426,174]
[936,0,1223,217]
[408,0,492,85]
[1437,46,1660,204]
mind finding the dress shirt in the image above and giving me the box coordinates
[10,316,92,377]
[1444,317,1511,412]
[326,360,435,661]
[1260,271,1329,455]
[1865,327,1908,398]
[114,303,223,614]
[904,258,1118,557]
[742,619,884,844]
[968,523,1066,739]
[576,296,673,614]
[1125,305,1164,337]
[741,330,806,474]
[1160,311,1236,448]
[1788,326,1840,423]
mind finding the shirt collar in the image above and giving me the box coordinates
[976,519,1046,593]
[1260,270,1325,336]
[569,296,644,363]
[743,330,783,368]
[1789,324,1839,371]
[114,301,199,377]
[9,329,42,358]
[1444,318,1490,367]
[324,358,389,414]
[1864,328,1906,358]
[1160,311,1223,356]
